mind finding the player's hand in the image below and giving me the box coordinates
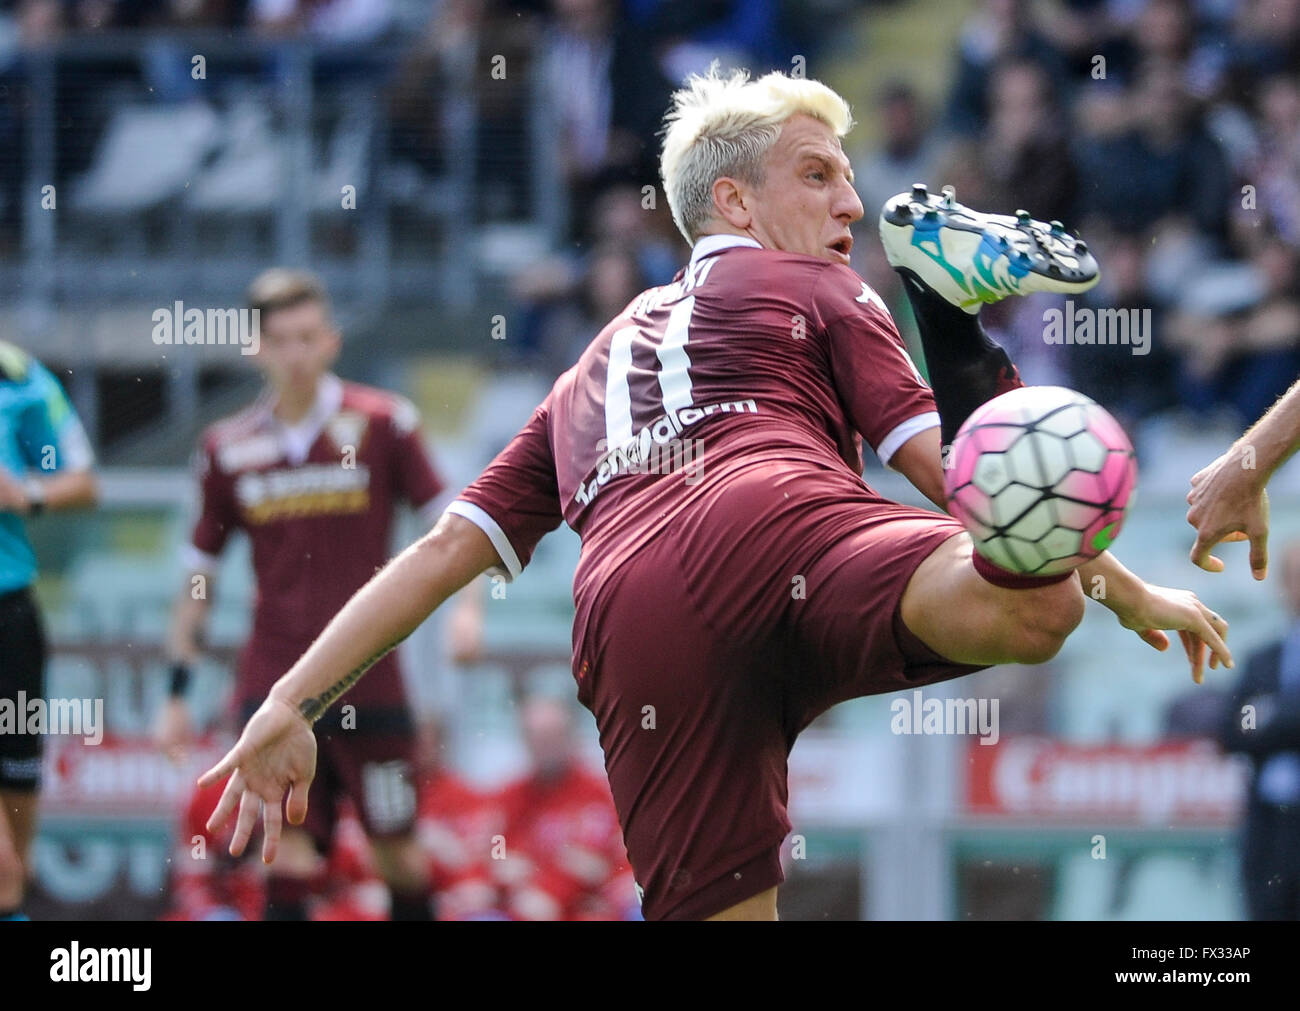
[1112,583,1232,684]
[1187,446,1270,579]
[155,697,195,763]
[198,696,317,864]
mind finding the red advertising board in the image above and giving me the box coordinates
[964,737,1248,824]
[41,732,232,816]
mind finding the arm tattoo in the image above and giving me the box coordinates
[298,640,402,725]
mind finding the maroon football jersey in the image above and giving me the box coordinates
[188,374,445,708]
[448,235,938,589]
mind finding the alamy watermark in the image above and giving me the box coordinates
[152,301,260,356]
[890,690,1000,745]
[0,692,104,745]
[1043,300,1151,356]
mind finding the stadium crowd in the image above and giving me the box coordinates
[2,0,1295,435]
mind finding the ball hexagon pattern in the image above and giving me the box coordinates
[944,386,1138,575]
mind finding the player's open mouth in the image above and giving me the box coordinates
[827,237,853,261]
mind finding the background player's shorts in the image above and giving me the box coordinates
[570,463,988,921]
[242,699,418,850]
[0,586,47,791]
[237,651,418,848]
[305,706,419,849]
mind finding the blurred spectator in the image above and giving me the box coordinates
[1075,60,1233,243]
[488,696,636,920]
[163,775,265,921]
[413,717,500,920]
[944,0,1070,136]
[1221,539,1300,919]
[850,81,943,226]
[310,800,390,920]
[1228,0,1300,82]
[978,59,1077,225]
[1166,234,1300,424]
[628,0,782,83]
[251,0,391,41]
[165,776,405,920]
[512,237,652,372]
[1065,231,1181,428]
[540,0,675,234]
[1239,73,1300,248]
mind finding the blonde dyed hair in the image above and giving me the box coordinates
[659,66,854,244]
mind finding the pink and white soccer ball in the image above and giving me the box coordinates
[944,386,1138,575]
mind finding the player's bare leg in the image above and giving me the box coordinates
[882,188,1227,672]
[264,825,326,920]
[706,886,779,921]
[880,188,1097,664]
[0,790,38,916]
[370,833,433,919]
[902,532,1086,666]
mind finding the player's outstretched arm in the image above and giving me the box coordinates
[199,512,501,862]
[1076,551,1232,684]
[1188,376,1300,580]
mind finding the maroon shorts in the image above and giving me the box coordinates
[571,464,987,921]
[238,697,418,850]
[236,649,417,848]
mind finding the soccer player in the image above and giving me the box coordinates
[158,269,454,921]
[200,70,1233,921]
[0,342,97,921]
[1187,377,1300,581]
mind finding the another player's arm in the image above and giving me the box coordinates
[889,427,1232,682]
[157,571,214,759]
[1188,376,1300,579]
[0,467,97,514]
[199,512,500,861]
[160,436,235,758]
[0,355,98,514]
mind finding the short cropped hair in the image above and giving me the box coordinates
[246,268,331,319]
[660,66,854,244]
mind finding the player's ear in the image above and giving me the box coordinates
[711,176,751,231]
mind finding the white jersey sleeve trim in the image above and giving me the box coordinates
[445,500,522,582]
[875,411,940,467]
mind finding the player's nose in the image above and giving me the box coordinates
[835,179,864,224]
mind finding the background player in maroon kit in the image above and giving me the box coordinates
[159,269,455,920]
[200,70,1233,921]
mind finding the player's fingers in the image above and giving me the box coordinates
[198,748,239,789]
[205,771,243,835]
[261,796,282,865]
[1137,628,1169,652]
[1178,630,1203,684]
[1249,529,1269,581]
[1204,607,1228,670]
[230,789,260,858]
[1188,532,1226,573]
[1192,611,1233,672]
[286,779,311,826]
[1220,531,1249,543]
